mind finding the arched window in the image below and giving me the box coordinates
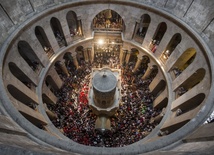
[149,22,167,53]
[176,68,205,98]
[133,14,151,43]
[66,11,82,37]
[50,17,67,47]
[92,9,124,32]
[9,62,36,90]
[171,48,196,79]
[161,33,182,62]
[35,26,54,58]
[18,40,43,73]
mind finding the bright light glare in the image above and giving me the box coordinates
[98,39,104,45]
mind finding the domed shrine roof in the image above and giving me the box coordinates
[92,68,117,92]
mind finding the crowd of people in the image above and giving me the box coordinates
[93,52,120,69]
[48,52,162,147]
[93,10,123,30]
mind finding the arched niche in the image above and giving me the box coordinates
[9,62,36,89]
[133,14,151,43]
[129,48,139,63]
[45,75,59,93]
[92,9,124,32]
[63,52,75,68]
[138,55,150,75]
[150,65,159,80]
[7,84,37,110]
[50,17,67,47]
[149,22,167,53]
[161,33,182,62]
[18,40,43,73]
[171,48,196,79]
[35,26,54,58]
[176,68,206,98]
[150,79,166,97]
[54,61,66,78]
[75,46,85,63]
[42,94,55,107]
[66,11,82,37]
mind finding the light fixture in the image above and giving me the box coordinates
[98,39,104,45]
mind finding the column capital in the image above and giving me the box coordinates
[71,51,77,57]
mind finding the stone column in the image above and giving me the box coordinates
[125,51,131,64]
[133,55,142,73]
[83,48,89,62]
[77,16,83,36]
[90,46,94,63]
[43,26,60,53]
[50,68,63,89]
[87,47,93,63]
[142,65,154,80]
[120,48,126,66]
[72,52,79,69]
[59,61,69,76]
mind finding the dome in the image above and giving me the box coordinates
[92,69,117,92]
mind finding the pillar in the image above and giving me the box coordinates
[77,17,83,36]
[50,68,63,89]
[90,46,94,63]
[142,65,154,80]
[95,116,111,130]
[72,52,79,69]
[87,47,93,63]
[83,48,89,62]
[125,51,131,64]
[133,55,142,73]
[59,61,69,76]
[120,48,126,66]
